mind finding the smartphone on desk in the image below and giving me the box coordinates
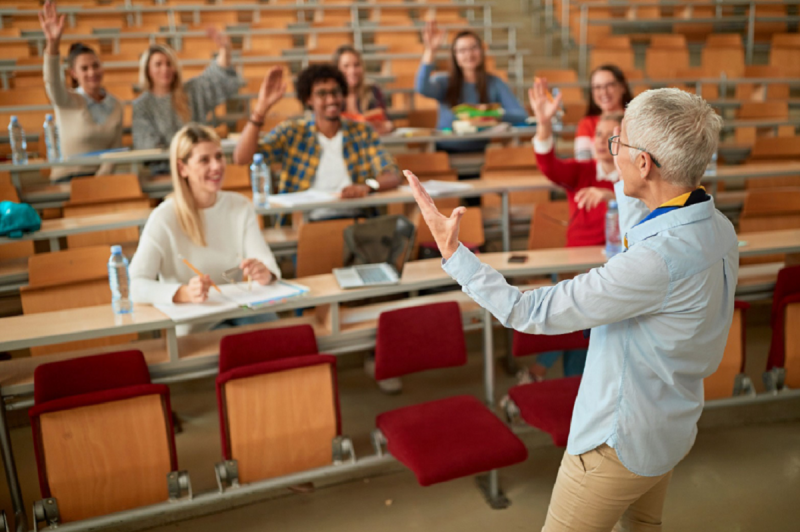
[508,255,528,264]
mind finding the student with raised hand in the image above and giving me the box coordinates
[133,30,241,172]
[415,21,528,152]
[575,64,632,161]
[130,123,280,334]
[234,64,400,219]
[333,45,394,135]
[39,0,124,182]
[408,88,734,532]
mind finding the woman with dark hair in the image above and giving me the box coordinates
[333,45,393,135]
[415,21,527,152]
[575,64,632,161]
[39,0,123,181]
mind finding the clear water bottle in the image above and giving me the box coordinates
[551,88,564,133]
[108,245,133,315]
[43,114,61,162]
[8,116,28,165]
[704,150,718,177]
[605,200,622,259]
[250,153,270,208]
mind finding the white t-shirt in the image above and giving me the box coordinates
[310,131,361,220]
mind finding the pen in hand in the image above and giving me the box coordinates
[180,257,222,294]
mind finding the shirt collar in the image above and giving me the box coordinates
[625,192,715,248]
[595,161,619,183]
[75,86,110,107]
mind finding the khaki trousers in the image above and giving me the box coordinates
[542,445,674,532]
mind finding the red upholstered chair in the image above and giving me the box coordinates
[215,325,352,490]
[506,331,589,446]
[766,265,800,391]
[372,302,528,507]
[28,351,184,528]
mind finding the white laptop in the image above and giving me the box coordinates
[333,262,400,289]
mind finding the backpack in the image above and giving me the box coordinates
[0,201,41,238]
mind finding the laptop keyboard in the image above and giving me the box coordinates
[357,265,391,284]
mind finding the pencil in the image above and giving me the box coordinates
[181,258,222,294]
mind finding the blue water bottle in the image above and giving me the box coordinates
[8,116,28,165]
[108,245,133,314]
[250,153,270,208]
[605,200,622,258]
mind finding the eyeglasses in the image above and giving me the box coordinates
[608,135,662,168]
[454,44,481,55]
[591,81,619,93]
[222,266,252,292]
[312,87,343,99]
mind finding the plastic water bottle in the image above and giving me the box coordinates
[108,245,133,315]
[43,114,61,162]
[605,200,622,259]
[8,116,28,165]
[704,150,718,177]
[551,88,564,133]
[250,153,270,208]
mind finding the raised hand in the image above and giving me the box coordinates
[206,26,231,50]
[422,21,445,53]
[404,170,465,259]
[528,77,563,124]
[38,0,65,46]
[575,187,615,211]
[254,66,287,117]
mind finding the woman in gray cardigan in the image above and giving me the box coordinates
[133,29,242,173]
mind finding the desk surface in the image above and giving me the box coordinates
[1,229,798,352]
[0,209,152,245]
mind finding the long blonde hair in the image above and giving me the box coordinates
[169,123,220,247]
[139,44,191,122]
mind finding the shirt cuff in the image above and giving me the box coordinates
[441,243,483,286]
[532,136,554,154]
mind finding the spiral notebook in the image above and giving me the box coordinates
[154,280,309,322]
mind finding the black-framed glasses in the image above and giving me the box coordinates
[313,87,343,99]
[607,135,662,168]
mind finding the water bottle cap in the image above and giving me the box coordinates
[10,116,18,122]
[45,114,53,121]
[253,154,264,163]
[608,200,618,210]
[110,245,122,254]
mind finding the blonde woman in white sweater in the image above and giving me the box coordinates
[130,123,280,333]
[39,1,124,181]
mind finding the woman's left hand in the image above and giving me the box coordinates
[241,258,273,286]
[575,187,615,211]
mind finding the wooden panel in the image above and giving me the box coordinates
[749,136,800,160]
[481,170,550,207]
[40,395,171,523]
[785,303,800,389]
[394,152,452,175]
[483,146,537,172]
[68,174,143,205]
[222,164,251,191]
[296,219,354,277]
[736,65,789,101]
[704,307,743,400]
[701,47,745,79]
[650,34,687,48]
[414,207,483,257]
[26,246,109,288]
[0,172,34,260]
[646,48,689,79]
[529,201,568,250]
[63,200,149,248]
[225,364,337,483]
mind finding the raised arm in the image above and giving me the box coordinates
[416,21,448,100]
[40,1,73,108]
[234,67,286,165]
[493,76,528,124]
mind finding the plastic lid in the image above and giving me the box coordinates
[110,245,122,254]
[45,114,53,121]
[10,115,18,122]
[252,153,264,163]
[608,200,618,210]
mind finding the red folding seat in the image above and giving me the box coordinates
[506,331,589,446]
[766,265,800,390]
[29,351,185,528]
[215,325,353,489]
[372,302,527,505]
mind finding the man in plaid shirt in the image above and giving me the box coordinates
[234,64,400,207]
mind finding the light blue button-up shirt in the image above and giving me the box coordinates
[442,190,738,476]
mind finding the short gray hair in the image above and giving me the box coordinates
[624,88,722,187]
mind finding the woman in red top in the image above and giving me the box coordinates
[574,65,632,161]
[529,78,622,247]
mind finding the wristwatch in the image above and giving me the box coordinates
[365,178,380,193]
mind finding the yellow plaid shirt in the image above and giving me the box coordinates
[259,117,397,194]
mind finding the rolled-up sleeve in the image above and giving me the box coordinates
[442,243,670,335]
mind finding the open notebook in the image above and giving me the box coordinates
[154,280,309,322]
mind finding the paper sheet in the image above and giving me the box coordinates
[400,180,474,196]
[268,190,338,207]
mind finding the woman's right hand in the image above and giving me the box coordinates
[422,21,444,56]
[173,275,211,303]
[528,77,563,124]
[254,66,287,118]
[38,0,65,48]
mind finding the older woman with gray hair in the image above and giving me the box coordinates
[405,87,735,531]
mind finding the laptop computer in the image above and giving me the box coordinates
[333,262,401,289]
